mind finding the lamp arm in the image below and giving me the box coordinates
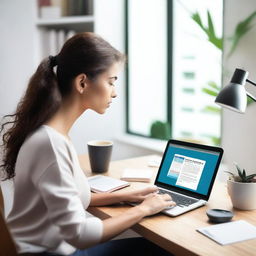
[246,79,256,87]
[245,79,256,102]
[246,91,256,102]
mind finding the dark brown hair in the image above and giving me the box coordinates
[0,32,125,180]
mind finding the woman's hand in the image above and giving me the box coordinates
[90,186,158,206]
[101,190,176,242]
[90,186,176,212]
[137,193,176,216]
[118,186,159,203]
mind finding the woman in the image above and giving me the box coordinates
[1,32,175,256]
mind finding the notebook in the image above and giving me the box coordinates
[153,139,223,216]
[87,175,130,193]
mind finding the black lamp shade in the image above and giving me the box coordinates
[215,68,249,113]
[215,83,247,113]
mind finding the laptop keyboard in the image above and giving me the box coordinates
[158,189,198,207]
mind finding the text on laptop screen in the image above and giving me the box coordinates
[156,143,220,196]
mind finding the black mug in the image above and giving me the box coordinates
[87,140,113,173]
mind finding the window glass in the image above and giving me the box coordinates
[126,0,223,145]
[127,0,167,136]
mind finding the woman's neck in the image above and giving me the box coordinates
[45,97,84,137]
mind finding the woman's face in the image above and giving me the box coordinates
[83,62,121,114]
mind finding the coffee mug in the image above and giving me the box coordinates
[87,140,113,173]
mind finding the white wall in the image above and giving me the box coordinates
[222,0,256,173]
[0,0,38,116]
[0,1,38,216]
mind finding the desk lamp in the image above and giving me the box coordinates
[215,68,256,113]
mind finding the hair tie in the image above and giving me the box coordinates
[49,55,58,68]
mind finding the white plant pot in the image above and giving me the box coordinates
[227,179,256,210]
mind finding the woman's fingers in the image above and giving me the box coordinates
[154,193,176,207]
[138,186,158,196]
[160,193,172,201]
[124,187,177,207]
[138,192,176,216]
[160,194,176,207]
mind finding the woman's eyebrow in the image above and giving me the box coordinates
[109,76,118,81]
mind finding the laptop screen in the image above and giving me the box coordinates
[155,140,223,200]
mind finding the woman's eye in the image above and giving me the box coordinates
[109,83,115,86]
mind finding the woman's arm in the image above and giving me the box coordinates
[90,186,158,206]
[100,193,175,242]
[90,186,176,242]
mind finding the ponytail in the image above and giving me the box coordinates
[1,57,61,180]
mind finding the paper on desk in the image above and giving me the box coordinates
[197,220,256,245]
[121,168,154,182]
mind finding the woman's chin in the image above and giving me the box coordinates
[89,106,109,114]
[95,109,107,114]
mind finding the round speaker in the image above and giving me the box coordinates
[206,209,234,223]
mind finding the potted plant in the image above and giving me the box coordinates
[226,164,256,210]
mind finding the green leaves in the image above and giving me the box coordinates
[202,106,220,114]
[207,81,220,91]
[201,81,221,114]
[228,11,256,57]
[191,10,223,50]
[225,171,236,179]
[191,10,256,57]
[245,174,256,182]
[150,121,171,140]
[202,88,218,97]
[202,81,221,96]
[234,163,256,183]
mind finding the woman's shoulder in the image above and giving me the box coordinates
[19,126,56,160]
[24,125,70,151]
[19,126,70,165]
[17,126,74,181]
[15,126,58,182]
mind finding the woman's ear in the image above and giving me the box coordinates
[74,74,87,94]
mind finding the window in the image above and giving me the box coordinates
[126,0,223,145]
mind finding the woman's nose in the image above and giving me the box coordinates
[112,89,117,98]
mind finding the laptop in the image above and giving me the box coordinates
[154,139,223,216]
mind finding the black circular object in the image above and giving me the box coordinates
[206,209,234,223]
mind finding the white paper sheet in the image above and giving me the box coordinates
[197,220,256,245]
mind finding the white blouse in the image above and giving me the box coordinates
[7,125,103,255]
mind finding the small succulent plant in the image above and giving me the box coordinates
[226,163,256,183]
